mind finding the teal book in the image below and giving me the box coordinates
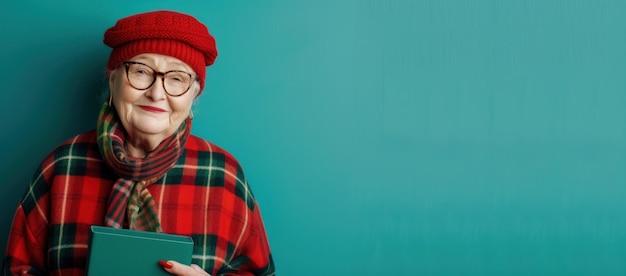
[86,225,194,276]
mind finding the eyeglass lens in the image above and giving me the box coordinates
[125,62,193,96]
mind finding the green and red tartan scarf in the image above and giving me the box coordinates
[96,102,191,232]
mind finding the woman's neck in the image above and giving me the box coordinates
[125,132,169,158]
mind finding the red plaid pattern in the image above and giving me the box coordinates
[2,131,274,275]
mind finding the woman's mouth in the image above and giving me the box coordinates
[138,105,167,113]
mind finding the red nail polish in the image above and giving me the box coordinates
[159,260,173,269]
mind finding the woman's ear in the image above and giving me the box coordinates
[193,82,202,98]
[107,70,118,107]
[108,70,117,88]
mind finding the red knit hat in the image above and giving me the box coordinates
[104,10,217,92]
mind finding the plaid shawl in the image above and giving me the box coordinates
[97,102,190,232]
[3,128,274,275]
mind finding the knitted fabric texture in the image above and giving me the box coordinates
[96,102,191,232]
[104,10,218,92]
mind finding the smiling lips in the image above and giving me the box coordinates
[138,105,167,113]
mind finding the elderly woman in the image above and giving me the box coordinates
[2,10,274,276]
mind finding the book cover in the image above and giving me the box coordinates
[86,225,194,276]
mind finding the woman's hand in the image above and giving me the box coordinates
[159,260,212,276]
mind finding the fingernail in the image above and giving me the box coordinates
[158,260,173,269]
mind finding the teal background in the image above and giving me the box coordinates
[1,1,626,275]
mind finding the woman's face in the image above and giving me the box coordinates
[109,53,200,140]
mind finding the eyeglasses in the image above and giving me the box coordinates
[122,61,196,97]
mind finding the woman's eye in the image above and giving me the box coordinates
[168,74,187,83]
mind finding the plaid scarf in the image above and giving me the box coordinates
[97,102,191,232]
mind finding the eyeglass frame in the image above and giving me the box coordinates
[121,61,197,97]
